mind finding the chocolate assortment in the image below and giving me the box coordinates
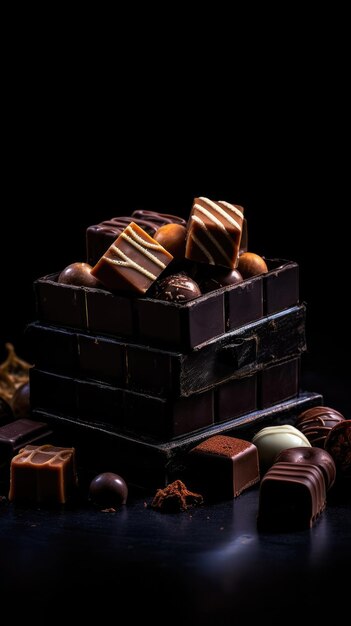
[252,425,311,473]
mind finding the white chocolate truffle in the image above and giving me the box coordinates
[252,425,311,472]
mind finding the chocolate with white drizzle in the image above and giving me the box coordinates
[185,197,244,269]
[91,222,173,294]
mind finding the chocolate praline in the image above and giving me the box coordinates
[58,263,102,289]
[154,273,201,303]
[89,472,128,507]
[11,382,30,419]
[275,446,336,490]
[295,406,345,448]
[325,420,351,476]
[238,252,268,278]
[198,267,243,293]
[153,224,187,261]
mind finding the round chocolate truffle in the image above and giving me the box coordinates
[153,224,187,261]
[325,420,351,476]
[198,267,243,293]
[58,263,102,288]
[252,425,311,472]
[89,472,128,508]
[11,382,30,419]
[295,406,345,448]
[154,273,201,303]
[275,446,336,490]
[0,397,13,425]
[238,252,268,279]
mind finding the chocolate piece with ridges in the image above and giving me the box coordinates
[295,406,345,448]
[185,197,244,269]
[187,435,259,500]
[274,447,336,490]
[91,222,173,294]
[325,420,351,476]
[258,462,326,530]
[9,444,77,504]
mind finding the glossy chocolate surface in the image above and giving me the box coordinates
[325,420,351,476]
[0,418,52,466]
[154,274,201,303]
[58,263,102,288]
[258,462,326,530]
[259,358,299,409]
[252,424,311,472]
[153,224,187,260]
[238,253,268,278]
[198,267,243,293]
[89,472,128,507]
[188,435,260,500]
[11,382,30,419]
[295,406,345,447]
[275,446,336,490]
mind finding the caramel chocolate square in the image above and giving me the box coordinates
[185,197,244,269]
[91,222,173,294]
[9,444,77,504]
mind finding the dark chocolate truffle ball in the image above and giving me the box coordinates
[275,446,336,490]
[325,420,351,476]
[155,273,201,303]
[295,406,345,448]
[58,263,102,288]
[89,472,128,507]
[238,252,268,278]
[11,382,30,419]
[0,397,13,425]
[199,267,243,293]
[154,224,187,261]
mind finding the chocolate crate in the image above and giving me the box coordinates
[32,391,323,489]
[34,259,298,350]
[26,304,306,398]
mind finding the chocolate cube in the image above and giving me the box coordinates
[187,435,260,500]
[9,444,77,504]
[91,222,173,293]
[185,197,244,269]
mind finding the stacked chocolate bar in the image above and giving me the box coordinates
[28,202,321,487]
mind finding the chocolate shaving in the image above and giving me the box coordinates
[0,343,32,403]
[151,479,203,513]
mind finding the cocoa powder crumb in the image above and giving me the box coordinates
[150,479,203,513]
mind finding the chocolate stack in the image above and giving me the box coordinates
[28,201,321,487]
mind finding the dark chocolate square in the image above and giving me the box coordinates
[30,369,77,416]
[86,289,134,337]
[76,381,124,428]
[78,334,125,386]
[126,345,174,396]
[259,358,300,408]
[264,261,299,315]
[226,277,263,331]
[26,323,78,375]
[35,276,87,329]
[216,375,257,423]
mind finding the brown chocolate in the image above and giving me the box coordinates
[238,252,268,278]
[153,224,187,260]
[58,263,102,289]
[154,273,201,303]
[0,418,52,466]
[295,406,345,448]
[9,444,77,504]
[11,382,30,419]
[187,435,260,500]
[185,197,244,269]
[91,222,173,294]
[0,398,13,426]
[274,447,336,490]
[198,267,243,293]
[151,479,203,512]
[89,472,128,507]
[325,420,351,476]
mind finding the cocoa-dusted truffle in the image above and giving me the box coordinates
[295,406,345,448]
[275,446,336,490]
[154,273,201,303]
[325,421,351,477]
[153,224,187,260]
[58,263,102,289]
[238,252,268,278]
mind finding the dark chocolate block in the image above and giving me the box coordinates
[27,305,306,398]
[30,369,77,417]
[86,289,134,337]
[226,275,263,331]
[259,358,300,408]
[258,462,326,530]
[216,375,257,423]
[77,380,124,429]
[86,212,186,266]
[26,324,78,375]
[35,277,88,329]
[32,392,323,488]
[0,418,52,467]
[187,435,260,500]
[9,444,77,504]
[264,260,299,315]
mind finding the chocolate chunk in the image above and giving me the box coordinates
[238,252,268,278]
[154,273,201,303]
[252,425,311,473]
[151,479,203,513]
[89,472,128,507]
[258,462,326,530]
[185,197,244,268]
[9,444,77,504]
[295,406,345,448]
[11,382,30,419]
[58,262,102,288]
[325,420,351,477]
[258,358,299,409]
[0,418,53,467]
[187,435,260,500]
[275,447,336,490]
[91,222,173,294]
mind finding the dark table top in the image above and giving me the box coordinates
[0,370,349,622]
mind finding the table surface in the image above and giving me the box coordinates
[0,370,349,622]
